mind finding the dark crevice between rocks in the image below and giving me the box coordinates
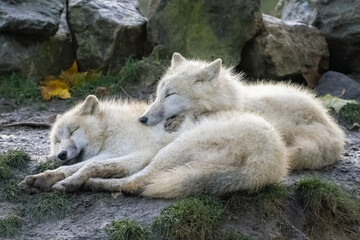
[65,0,78,70]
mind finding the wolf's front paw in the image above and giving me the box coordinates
[19,171,65,194]
[52,179,80,192]
[164,115,185,133]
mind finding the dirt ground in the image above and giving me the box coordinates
[0,101,359,240]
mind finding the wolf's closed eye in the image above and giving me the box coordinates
[165,92,176,98]
[69,127,80,136]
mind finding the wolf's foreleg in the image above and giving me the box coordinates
[52,152,154,192]
[19,153,115,193]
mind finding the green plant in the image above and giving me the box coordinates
[296,176,360,224]
[0,149,31,179]
[3,179,22,202]
[338,102,360,124]
[0,215,21,238]
[35,161,60,173]
[2,149,31,168]
[0,73,40,106]
[228,184,290,217]
[24,192,73,221]
[71,57,141,98]
[106,220,153,240]
[153,195,224,240]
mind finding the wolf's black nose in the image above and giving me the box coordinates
[58,150,67,160]
[139,116,148,124]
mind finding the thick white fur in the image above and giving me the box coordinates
[141,53,345,170]
[83,111,287,198]
[19,96,287,197]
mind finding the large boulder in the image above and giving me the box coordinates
[0,0,64,37]
[238,14,329,87]
[281,0,360,73]
[0,0,75,77]
[316,71,360,103]
[68,0,147,73]
[147,0,262,64]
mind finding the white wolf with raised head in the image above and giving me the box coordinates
[19,95,288,197]
[139,53,345,170]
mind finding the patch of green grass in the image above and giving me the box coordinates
[24,192,73,221]
[3,179,22,203]
[71,57,141,98]
[0,149,30,180]
[0,159,12,179]
[338,102,360,124]
[0,73,40,106]
[223,232,253,240]
[296,176,360,224]
[2,149,31,168]
[35,161,60,173]
[153,195,224,240]
[228,184,290,217]
[106,220,153,240]
[0,215,21,238]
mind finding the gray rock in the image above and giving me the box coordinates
[0,0,65,37]
[315,71,360,103]
[0,33,75,77]
[281,0,360,73]
[239,14,329,87]
[68,0,147,73]
[147,0,262,65]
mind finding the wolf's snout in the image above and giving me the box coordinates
[139,116,148,124]
[58,150,68,160]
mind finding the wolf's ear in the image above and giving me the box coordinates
[80,95,100,115]
[171,52,186,68]
[204,58,222,82]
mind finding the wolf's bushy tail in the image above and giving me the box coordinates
[142,162,284,198]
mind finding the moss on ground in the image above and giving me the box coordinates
[24,192,73,221]
[153,195,224,240]
[0,149,30,180]
[296,176,360,225]
[228,184,290,217]
[337,102,360,124]
[0,215,21,238]
[106,219,153,240]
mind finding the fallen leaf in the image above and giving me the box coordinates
[40,80,71,100]
[319,94,357,113]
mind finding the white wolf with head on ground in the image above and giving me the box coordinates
[140,53,345,170]
[19,95,288,197]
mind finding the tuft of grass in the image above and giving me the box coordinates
[71,57,141,98]
[35,161,60,173]
[0,159,12,179]
[0,149,30,180]
[338,102,360,124]
[3,179,22,203]
[0,73,40,106]
[2,149,31,168]
[24,192,73,221]
[296,176,360,224]
[228,184,290,217]
[223,232,253,240]
[0,215,21,238]
[106,220,153,240]
[153,195,223,240]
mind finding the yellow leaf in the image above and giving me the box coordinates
[40,80,71,100]
[66,61,78,75]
